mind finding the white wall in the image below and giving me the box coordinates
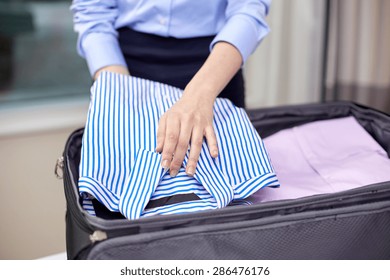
[0,100,89,259]
[245,0,325,108]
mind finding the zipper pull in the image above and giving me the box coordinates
[90,230,108,243]
[54,156,64,179]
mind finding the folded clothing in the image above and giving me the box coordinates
[79,72,279,219]
[249,116,390,203]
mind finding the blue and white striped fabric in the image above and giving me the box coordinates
[79,71,279,220]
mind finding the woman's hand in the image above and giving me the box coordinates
[155,88,218,177]
[156,41,243,177]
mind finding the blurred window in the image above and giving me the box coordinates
[0,0,90,107]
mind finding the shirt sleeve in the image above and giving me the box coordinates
[210,0,271,63]
[70,0,127,77]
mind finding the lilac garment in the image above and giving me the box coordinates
[249,116,390,203]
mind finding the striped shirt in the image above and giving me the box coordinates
[79,71,279,220]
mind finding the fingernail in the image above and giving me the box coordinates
[212,149,218,157]
[170,169,178,177]
[162,159,169,169]
[186,166,195,176]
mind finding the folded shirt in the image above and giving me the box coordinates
[248,116,390,203]
[79,72,279,219]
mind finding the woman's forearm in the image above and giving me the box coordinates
[183,41,243,102]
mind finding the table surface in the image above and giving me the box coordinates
[37,252,67,260]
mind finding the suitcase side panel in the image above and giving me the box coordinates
[87,201,390,260]
[62,128,95,259]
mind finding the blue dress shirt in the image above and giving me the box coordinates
[79,72,279,219]
[71,0,271,76]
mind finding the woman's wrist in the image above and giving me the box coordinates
[182,41,242,104]
[183,79,218,105]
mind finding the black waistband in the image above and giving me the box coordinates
[118,27,213,66]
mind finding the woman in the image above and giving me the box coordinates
[71,0,271,177]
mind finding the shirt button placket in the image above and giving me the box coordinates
[160,0,172,36]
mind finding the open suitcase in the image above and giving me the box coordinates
[59,101,390,259]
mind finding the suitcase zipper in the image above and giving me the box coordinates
[90,230,108,243]
[62,156,95,234]
[58,129,95,236]
[56,154,95,235]
[57,133,96,240]
[54,156,64,180]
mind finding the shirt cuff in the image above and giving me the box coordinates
[82,32,128,77]
[210,14,270,63]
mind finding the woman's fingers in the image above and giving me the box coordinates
[186,126,204,176]
[160,115,180,171]
[155,114,167,153]
[156,95,217,177]
[169,117,192,177]
[169,129,191,177]
[205,125,218,158]
[158,117,218,177]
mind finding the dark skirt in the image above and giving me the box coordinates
[118,27,245,108]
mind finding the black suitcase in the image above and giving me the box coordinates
[58,101,390,259]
